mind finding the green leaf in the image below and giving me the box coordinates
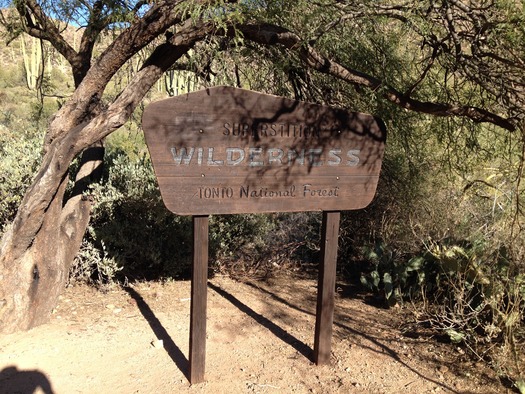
[406,256,425,272]
[445,329,465,344]
[383,272,393,300]
[360,275,370,288]
[371,270,380,289]
[367,249,380,263]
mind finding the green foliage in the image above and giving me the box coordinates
[210,213,277,260]
[358,232,525,381]
[0,65,24,88]
[72,236,123,285]
[1,0,524,384]
[406,237,525,386]
[69,142,281,283]
[359,241,433,306]
[0,124,43,235]
[70,145,194,282]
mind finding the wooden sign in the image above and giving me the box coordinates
[142,87,387,383]
[142,86,386,215]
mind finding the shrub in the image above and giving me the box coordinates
[69,144,282,283]
[0,65,25,89]
[211,211,320,279]
[70,147,194,283]
[0,125,43,235]
[419,239,525,387]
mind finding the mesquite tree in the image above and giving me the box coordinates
[0,0,523,333]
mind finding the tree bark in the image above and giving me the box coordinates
[0,17,212,333]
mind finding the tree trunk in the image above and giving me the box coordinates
[0,23,209,333]
[0,143,103,333]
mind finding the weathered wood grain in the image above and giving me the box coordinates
[189,215,209,384]
[314,211,340,365]
[143,86,386,215]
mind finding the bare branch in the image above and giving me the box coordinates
[16,0,78,64]
[238,23,516,132]
[43,0,188,147]
[1,16,215,266]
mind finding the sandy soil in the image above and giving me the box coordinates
[0,275,509,393]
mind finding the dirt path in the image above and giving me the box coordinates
[0,276,507,393]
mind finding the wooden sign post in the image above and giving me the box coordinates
[314,210,340,365]
[142,86,386,383]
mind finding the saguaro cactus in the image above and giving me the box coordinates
[20,36,42,91]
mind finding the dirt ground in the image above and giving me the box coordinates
[0,275,510,393]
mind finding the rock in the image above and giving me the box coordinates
[151,339,164,349]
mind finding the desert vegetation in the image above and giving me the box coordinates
[1,0,524,390]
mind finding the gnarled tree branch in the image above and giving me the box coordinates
[238,23,517,132]
[0,17,216,266]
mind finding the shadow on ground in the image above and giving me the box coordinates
[0,366,55,394]
[124,286,189,380]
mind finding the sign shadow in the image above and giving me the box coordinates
[208,282,312,360]
[123,287,189,380]
[241,281,461,394]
